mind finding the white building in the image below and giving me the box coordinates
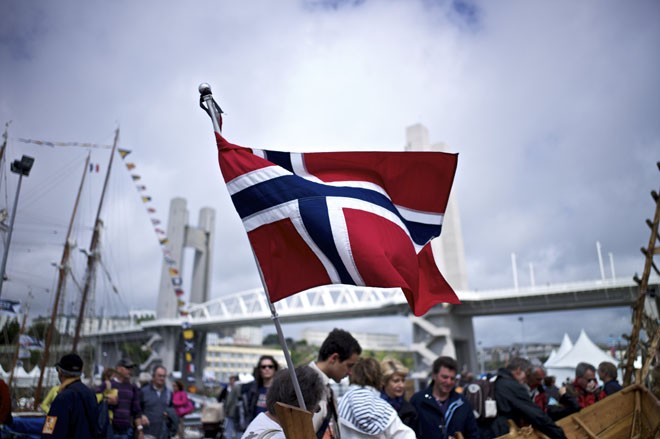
[205,342,286,383]
[300,329,407,351]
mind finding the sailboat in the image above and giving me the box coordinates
[0,126,154,419]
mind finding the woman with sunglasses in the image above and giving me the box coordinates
[244,355,280,425]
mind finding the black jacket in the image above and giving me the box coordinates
[480,368,566,439]
[43,379,99,439]
[396,398,420,437]
[410,385,480,439]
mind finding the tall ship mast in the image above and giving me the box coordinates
[73,127,120,351]
[33,152,91,407]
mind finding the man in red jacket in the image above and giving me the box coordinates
[568,362,601,409]
[525,366,548,412]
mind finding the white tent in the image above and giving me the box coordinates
[545,329,618,386]
[545,333,574,368]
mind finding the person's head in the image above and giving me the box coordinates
[152,365,167,389]
[506,357,531,384]
[266,366,324,417]
[56,353,83,382]
[544,375,556,388]
[254,355,279,387]
[229,375,238,386]
[101,368,116,382]
[597,361,617,383]
[317,328,362,382]
[175,380,185,392]
[349,357,382,388]
[380,358,409,399]
[431,356,458,398]
[575,362,597,390]
[462,372,475,384]
[526,365,546,389]
[115,358,136,381]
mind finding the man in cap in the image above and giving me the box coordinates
[42,352,99,438]
[109,358,144,439]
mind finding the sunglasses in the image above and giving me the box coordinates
[587,378,597,383]
[260,364,275,370]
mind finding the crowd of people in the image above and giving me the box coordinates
[225,328,624,439]
[0,327,625,438]
[0,353,195,438]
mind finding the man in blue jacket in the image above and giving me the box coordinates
[42,352,99,438]
[411,356,480,438]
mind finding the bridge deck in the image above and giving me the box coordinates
[85,277,657,337]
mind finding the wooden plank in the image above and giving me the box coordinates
[557,385,660,439]
[639,388,660,438]
[572,417,598,439]
[555,418,587,439]
[557,389,634,436]
[597,417,632,439]
[274,402,316,439]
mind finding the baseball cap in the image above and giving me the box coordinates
[56,353,83,374]
[116,358,136,368]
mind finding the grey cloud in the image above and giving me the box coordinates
[0,1,657,348]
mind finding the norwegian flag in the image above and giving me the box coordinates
[215,132,460,316]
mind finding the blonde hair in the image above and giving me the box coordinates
[380,358,409,386]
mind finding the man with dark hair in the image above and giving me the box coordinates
[481,357,566,439]
[310,328,362,438]
[139,365,175,439]
[223,375,241,439]
[42,353,99,438]
[242,366,325,438]
[410,355,479,438]
[597,361,622,397]
[543,375,560,403]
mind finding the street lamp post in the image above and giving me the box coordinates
[518,316,527,357]
[0,155,35,298]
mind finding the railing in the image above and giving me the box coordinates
[85,276,658,336]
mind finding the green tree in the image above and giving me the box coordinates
[0,318,19,345]
[262,334,294,347]
[120,342,150,364]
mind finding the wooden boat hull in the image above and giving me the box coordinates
[555,384,660,439]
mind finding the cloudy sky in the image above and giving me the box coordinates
[0,0,658,349]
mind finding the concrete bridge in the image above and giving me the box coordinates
[84,276,654,378]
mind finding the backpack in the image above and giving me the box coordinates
[464,376,498,421]
[96,398,112,439]
[78,386,111,439]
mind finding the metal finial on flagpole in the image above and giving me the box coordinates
[198,84,307,411]
[198,83,223,134]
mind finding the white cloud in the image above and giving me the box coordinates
[0,0,657,349]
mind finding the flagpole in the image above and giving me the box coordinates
[198,83,307,411]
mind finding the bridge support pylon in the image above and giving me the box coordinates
[157,197,215,320]
[410,305,477,377]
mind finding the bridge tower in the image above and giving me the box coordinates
[155,197,215,374]
[405,124,477,373]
